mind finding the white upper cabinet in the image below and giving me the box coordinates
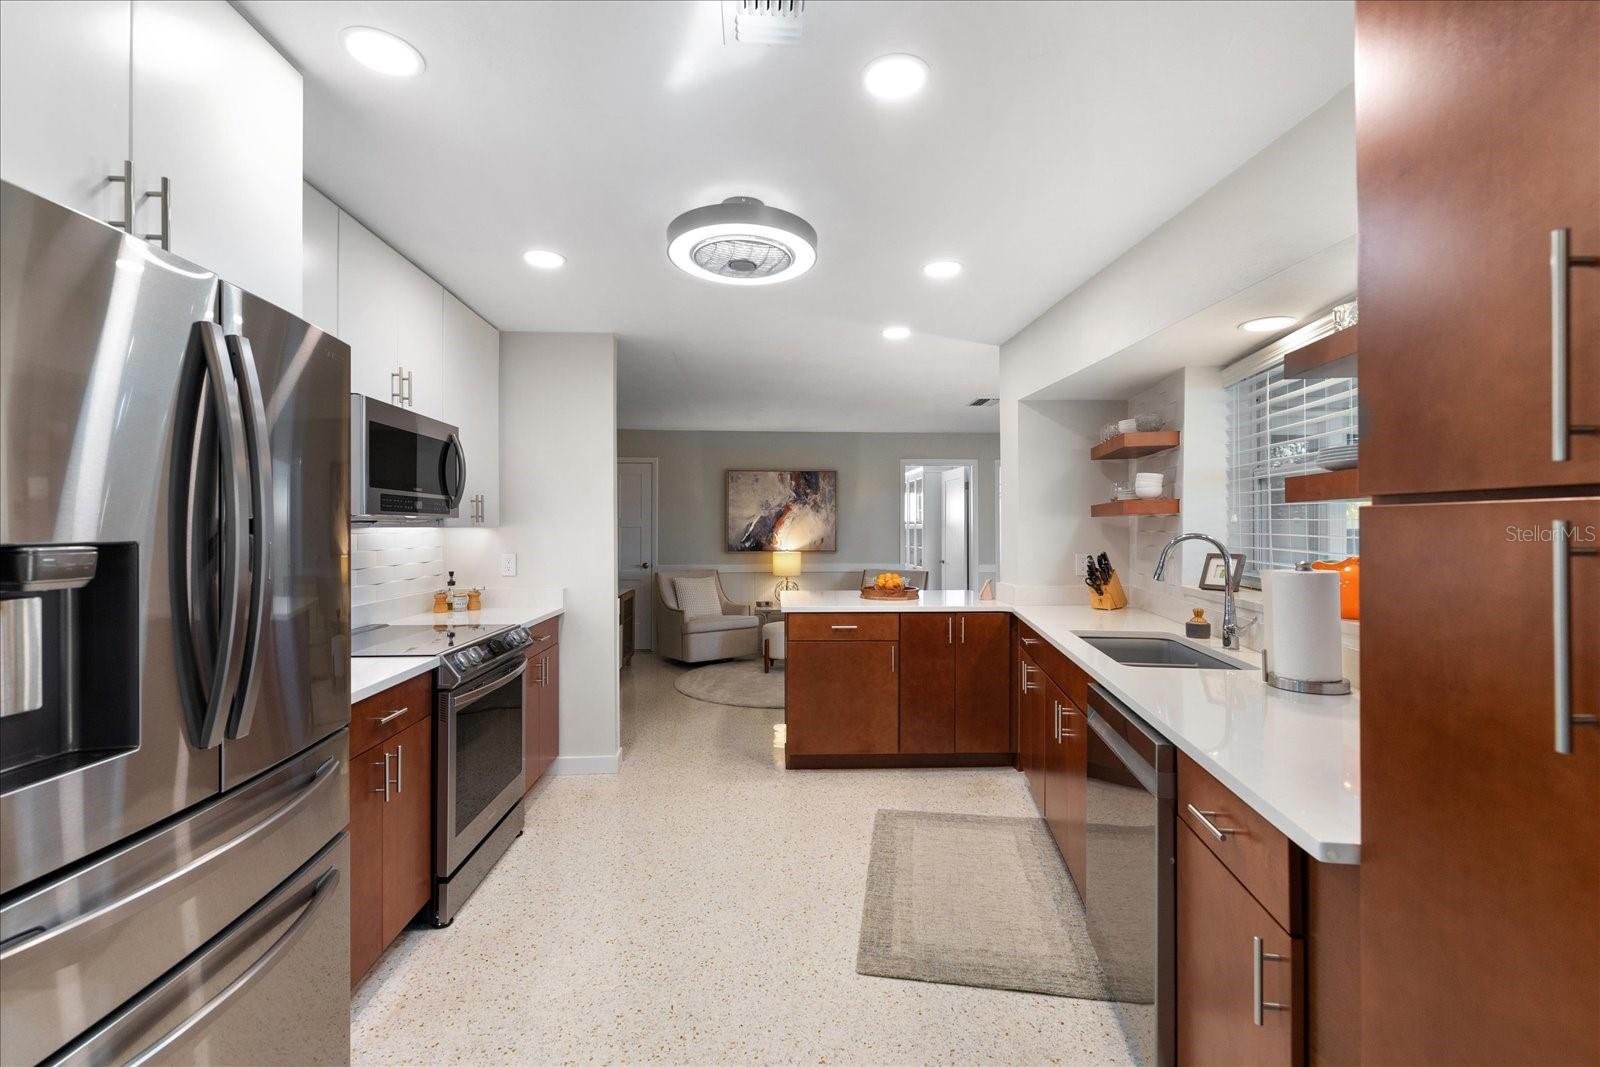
[440,293,500,527]
[0,1,302,313]
[302,184,338,335]
[337,210,442,415]
[0,1,131,223]
[131,0,302,313]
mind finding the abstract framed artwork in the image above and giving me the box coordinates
[726,470,838,552]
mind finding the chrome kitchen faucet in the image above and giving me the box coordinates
[1153,532,1242,649]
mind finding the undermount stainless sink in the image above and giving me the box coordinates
[1073,633,1249,670]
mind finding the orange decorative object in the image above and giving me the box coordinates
[1312,556,1361,620]
[872,572,905,592]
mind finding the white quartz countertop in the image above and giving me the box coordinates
[781,590,1361,863]
[349,597,565,703]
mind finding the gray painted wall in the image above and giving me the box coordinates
[616,429,1001,577]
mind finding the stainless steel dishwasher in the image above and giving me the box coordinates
[1084,683,1176,1067]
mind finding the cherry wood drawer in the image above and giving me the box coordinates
[787,613,899,642]
[1179,750,1302,934]
[1016,623,1088,709]
[526,615,560,650]
[351,673,434,757]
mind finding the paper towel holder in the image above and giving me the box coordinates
[1262,647,1352,696]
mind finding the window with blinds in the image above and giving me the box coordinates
[1226,362,1362,589]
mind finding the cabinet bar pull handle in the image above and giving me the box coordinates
[948,618,953,644]
[961,617,965,644]
[373,706,409,725]
[1052,701,1061,742]
[1021,637,1040,646]
[830,624,858,631]
[1252,936,1289,1025]
[402,370,414,407]
[1553,520,1599,754]
[890,645,896,673]
[107,160,135,232]
[141,176,171,250]
[395,744,404,794]
[375,752,392,802]
[1186,804,1238,841]
[1020,663,1040,692]
[390,368,403,406]
[1552,228,1600,461]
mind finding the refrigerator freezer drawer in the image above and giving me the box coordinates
[49,835,351,1067]
[0,731,348,1066]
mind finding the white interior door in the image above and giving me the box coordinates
[617,460,655,650]
[941,468,969,591]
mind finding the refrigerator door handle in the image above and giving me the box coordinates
[122,867,340,1067]
[173,323,251,750]
[223,334,273,741]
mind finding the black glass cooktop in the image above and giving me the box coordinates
[351,623,508,657]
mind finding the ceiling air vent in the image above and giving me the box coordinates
[969,397,999,407]
[722,0,805,46]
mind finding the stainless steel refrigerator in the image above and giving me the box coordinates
[0,181,351,1065]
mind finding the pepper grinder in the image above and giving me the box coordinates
[1186,608,1212,639]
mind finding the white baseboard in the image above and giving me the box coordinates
[549,749,621,776]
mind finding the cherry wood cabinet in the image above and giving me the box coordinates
[1360,497,1599,1064]
[954,612,1010,752]
[1177,822,1303,1067]
[898,614,956,753]
[785,638,898,760]
[1059,690,1087,890]
[523,640,560,792]
[379,717,433,947]
[1018,649,1047,809]
[350,678,435,986]
[1357,0,1600,494]
[898,612,1011,755]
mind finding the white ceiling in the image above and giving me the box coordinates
[241,0,1355,432]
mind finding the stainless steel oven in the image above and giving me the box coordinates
[351,394,466,523]
[432,649,527,925]
[1083,683,1176,1067]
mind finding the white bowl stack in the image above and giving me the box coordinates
[1134,472,1165,499]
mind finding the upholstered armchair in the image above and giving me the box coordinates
[654,570,761,664]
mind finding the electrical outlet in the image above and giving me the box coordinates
[499,553,517,578]
[1073,553,1092,577]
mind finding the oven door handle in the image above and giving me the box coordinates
[449,659,527,711]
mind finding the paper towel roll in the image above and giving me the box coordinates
[1263,569,1344,683]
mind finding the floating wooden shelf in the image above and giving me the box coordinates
[1284,324,1358,380]
[1284,468,1362,503]
[1091,497,1181,518]
[1091,430,1181,461]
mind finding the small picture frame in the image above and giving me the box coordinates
[1198,553,1247,592]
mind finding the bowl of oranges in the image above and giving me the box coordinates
[861,572,919,600]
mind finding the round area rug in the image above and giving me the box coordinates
[673,659,784,709]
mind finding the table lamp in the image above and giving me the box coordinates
[772,550,801,602]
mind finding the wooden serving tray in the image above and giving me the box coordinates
[860,586,919,601]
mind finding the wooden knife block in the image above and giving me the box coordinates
[1090,571,1129,610]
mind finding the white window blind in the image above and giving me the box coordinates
[1226,362,1362,589]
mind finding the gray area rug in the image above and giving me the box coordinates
[673,658,784,709]
[858,809,1135,1002]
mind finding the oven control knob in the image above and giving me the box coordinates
[488,636,510,654]
[467,646,485,663]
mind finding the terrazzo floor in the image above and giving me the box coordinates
[351,653,1138,1066]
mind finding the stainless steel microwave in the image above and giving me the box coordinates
[351,394,466,523]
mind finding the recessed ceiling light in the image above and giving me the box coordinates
[863,54,929,101]
[522,249,566,270]
[923,260,962,279]
[341,27,425,77]
[1238,316,1298,333]
[882,325,911,341]
[666,197,817,286]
